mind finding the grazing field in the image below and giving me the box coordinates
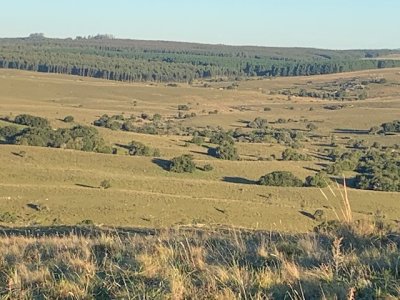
[0,68,399,232]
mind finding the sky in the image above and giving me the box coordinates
[0,0,399,49]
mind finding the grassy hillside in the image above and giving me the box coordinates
[0,68,399,232]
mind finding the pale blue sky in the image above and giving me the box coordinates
[1,0,399,49]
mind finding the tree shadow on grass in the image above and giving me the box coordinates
[334,128,369,135]
[299,211,315,220]
[222,177,256,185]
[334,176,357,188]
[152,158,171,171]
[115,143,130,150]
[303,166,321,173]
[75,183,99,189]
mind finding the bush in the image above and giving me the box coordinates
[169,155,196,173]
[248,117,268,129]
[282,148,311,161]
[190,135,205,146]
[128,141,159,157]
[178,104,190,111]
[100,180,111,189]
[128,141,152,156]
[209,131,234,145]
[0,126,19,141]
[305,171,329,188]
[152,113,162,122]
[313,209,325,221]
[258,171,303,187]
[14,114,50,128]
[203,164,214,172]
[306,123,318,131]
[63,115,74,123]
[210,141,239,160]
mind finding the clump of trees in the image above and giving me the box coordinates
[282,148,311,161]
[325,147,399,192]
[258,171,303,187]
[4,114,112,153]
[190,135,205,146]
[128,141,160,157]
[168,155,196,173]
[305,171,329,188]
[208,133,239,160]
[369,120,400,135]
[354,150,399,192]
[247,117,268,129]
[0,125,19,142]
[14,114,50,128]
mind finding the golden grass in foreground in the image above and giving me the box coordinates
[0,217,399,299]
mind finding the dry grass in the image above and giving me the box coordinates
[0,69,399,231]
[0,217,399,299]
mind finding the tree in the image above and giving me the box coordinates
[282,148,310,161]
[14,114,50,128]
[258,171,303,187]
[305,171,329,188]
[63,115,74,123]
[190,135,205,146]
[306,123,318,132]
[128,141,152,156]
[168,154,196,173]
[100,180,111,189]
[208,141,239,160]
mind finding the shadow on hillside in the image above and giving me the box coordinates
[334,128,369,135]
[152,158,170,171]
[299,210,315,220]
[334,176,356,188]
[75,183,99,189]
[222,177,256,185]
[303,166,321,172]
[115,143,130,150]
[190,150,210,157]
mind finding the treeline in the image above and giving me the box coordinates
[1,37,400,82]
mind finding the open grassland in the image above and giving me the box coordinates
[0,69,399,232]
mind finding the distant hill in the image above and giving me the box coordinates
[1,36,400,82]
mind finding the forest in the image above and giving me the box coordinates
[1,35,400,82]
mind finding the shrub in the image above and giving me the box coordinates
[282,148,311,161]
[14,114,50,128]
[0,126,19,141]
[100,180,111,189]
[128,141,159,157]
[306,123,318,131]
[209,131,234,145]
[63,115,74,123]
[258,171,303,187]
[128,141,152,156]
[190,135,205,146]
[178,104,190,111]
[305,171,329,188]
[203,164,214,172]
[212,141,239,160]
[264,107,272,111]
[313,209,325,221]
[248,117,268,129]
[152,113,162,122]
[169,155,196,173]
